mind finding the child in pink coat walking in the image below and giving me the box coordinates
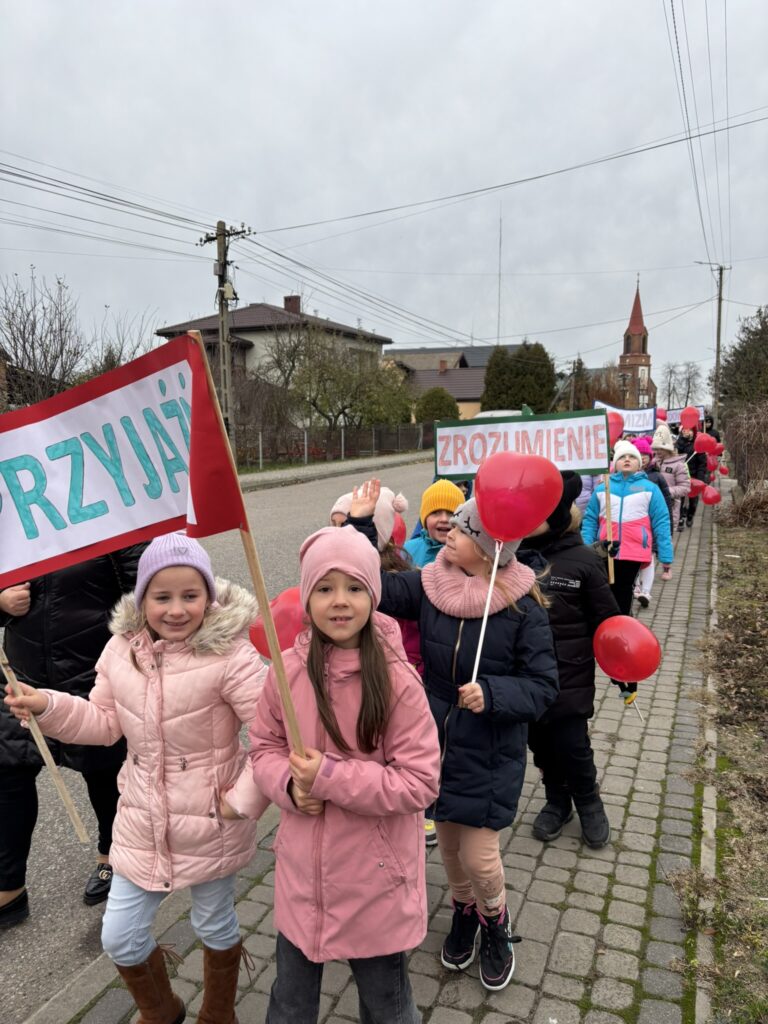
[5,534,269,1024]
[249,525,440,1024]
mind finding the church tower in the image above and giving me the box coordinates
[618,285,656,408]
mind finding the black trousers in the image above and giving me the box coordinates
[610,558,642,616]
[0,764,121,890]
[680,495,700,522]
[528,717,598,802]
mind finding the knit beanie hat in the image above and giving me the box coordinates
[420,479,465,525]
[546,471,583,536]
[329,492,353,524]
[651,423,675,453]
[450,498,521,567]
[299,525,381,610]
[634,436,653,457]
[135,533,217,607]
[612,439,642,468]
[370,487,408,551]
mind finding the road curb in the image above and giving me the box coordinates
[237,451,433,494]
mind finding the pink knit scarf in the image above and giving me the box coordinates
[421,549,536,618]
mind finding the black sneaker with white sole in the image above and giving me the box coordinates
[441,900,480,970]
[478,905,520,991]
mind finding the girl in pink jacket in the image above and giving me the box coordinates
[5,534,268,1024]
[249,525,440,1024]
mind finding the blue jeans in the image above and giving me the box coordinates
[266,932,421,1024]
[101,872,239,966]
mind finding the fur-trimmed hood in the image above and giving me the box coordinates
[109,577,258,655]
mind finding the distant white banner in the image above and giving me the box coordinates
[593,400,656,434]
[434,410,610,479]
[666,405,706,425]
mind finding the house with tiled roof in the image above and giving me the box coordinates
[156,295,391,375]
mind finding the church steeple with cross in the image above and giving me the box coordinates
[618,280,656,408]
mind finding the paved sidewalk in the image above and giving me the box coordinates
[26,509,713,1024]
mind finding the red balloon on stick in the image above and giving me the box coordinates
[593,615,662,682]
[701,486,722,505]
[656,407,667,421]
[715,442,725,455]
[607,411,624,447]
[695,432,717,454]
[474,452,564,541]
[689,478,706,497]
[718,464,730,476]
[706,453,719,471]
[680,406,700,429]
[250,586,307,659]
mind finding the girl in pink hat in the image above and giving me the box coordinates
[249,525,440,1024]
[5,533,269,1024]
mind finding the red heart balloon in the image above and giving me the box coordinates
[607,411,624,447]
[689,478,706,497]
[680,406,700,429]
[714,442,725,456]
[250,586,306,659]
[593,615,661,682]
[706,453,719,471]
[474,452,564,541]
[718,464,730,476]
[701,486,722,505]
[656,407,667,421]
[695,433,717,454]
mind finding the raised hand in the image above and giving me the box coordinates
[349,479,381,519]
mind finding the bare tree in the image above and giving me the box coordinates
[679,361,703,406]
[0,271,86,405]
[660,361,682,407]
[81,309,157,379]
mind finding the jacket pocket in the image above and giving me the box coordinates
[373,821,407,889]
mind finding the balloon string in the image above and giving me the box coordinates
[470,541,502,686]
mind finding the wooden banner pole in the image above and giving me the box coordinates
[603,473,615,585]
[0,650,90,844]
[188,332,306,756]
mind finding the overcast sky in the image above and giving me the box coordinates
[1,1,766,399]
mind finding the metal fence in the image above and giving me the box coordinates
[233,422,435,469]
[725,402,768,492]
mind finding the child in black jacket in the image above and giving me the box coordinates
[519,472,620,849]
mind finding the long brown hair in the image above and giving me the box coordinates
[306,616,392,754]
[380,540,414,574]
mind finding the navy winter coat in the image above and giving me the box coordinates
[377,571,559,831]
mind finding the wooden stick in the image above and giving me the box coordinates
[187,331,306,756]
[0,650,90,844]
[603,473,615,584]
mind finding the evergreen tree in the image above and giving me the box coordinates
[507,340,557,412]
[716,306,768,421]
[415,386,459,422]
[480,346,515,410]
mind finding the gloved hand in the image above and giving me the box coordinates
[612,680,638,706]
[595,539,620,559]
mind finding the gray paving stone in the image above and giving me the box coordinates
[624,815,658,835]
[583,1012,626,1024]
[235,989,271,1021]
[642,967,684,998]
[80,988,136,1024]
[576,855,613,875]
[503,852,539,872]
[484,981,537,1018]
[664,792,694,809]
[320,960,352,995]
[423,1007,472,1024]
[409,950,442,977]
[177,947,204,983]
[659,833,693,854]
[612,882,648,905]
[645,940,684,968]
[532,997,581,1023]
[661,817,694,836]
[410,971,440,1007]
[513,938,550,987]
[597,947,640,981]
[637,998,682,1023]
[542,847,579,869]
[560,907,601,935]
[652,884,683,919]
[603,922,643,952]
[527,879,567,904]
[621,831,656,853]
[536,864,571,884]
[649,915,687,943]
[516,901,560,942]
[567,890,604,912]
[591,976,635,1009]
[244,931,278,961]
[541,971,585,1000]
[549,931,596,976]
[436,974,485,1010]
[573,870,610,896]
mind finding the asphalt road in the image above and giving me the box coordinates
[4,460,433,1024]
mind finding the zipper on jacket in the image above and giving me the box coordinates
[451,620,465,688]
[436,619,465,802]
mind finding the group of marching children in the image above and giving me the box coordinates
[5,438,693,1023]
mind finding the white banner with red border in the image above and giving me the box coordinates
[0,335,245,590]
[434,409,611,480]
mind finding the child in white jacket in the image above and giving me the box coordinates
[5,534,268,1024]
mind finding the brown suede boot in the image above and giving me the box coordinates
[114,945,186,1024]
[197,940,244,1024]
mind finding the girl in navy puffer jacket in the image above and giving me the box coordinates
[350,480,558,994]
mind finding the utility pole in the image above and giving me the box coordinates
[569,358,577,411]
[200,220,251,455]
[695,260,729,428]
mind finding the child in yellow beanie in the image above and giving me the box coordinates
[404,479,466,569]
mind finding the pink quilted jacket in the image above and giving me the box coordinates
[36,580,269,892]
[249,612,440,963]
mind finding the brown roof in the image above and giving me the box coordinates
[387,350,464,371]
[626,287,647,336]
[411,368,487,401]
[156,303,390,346]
